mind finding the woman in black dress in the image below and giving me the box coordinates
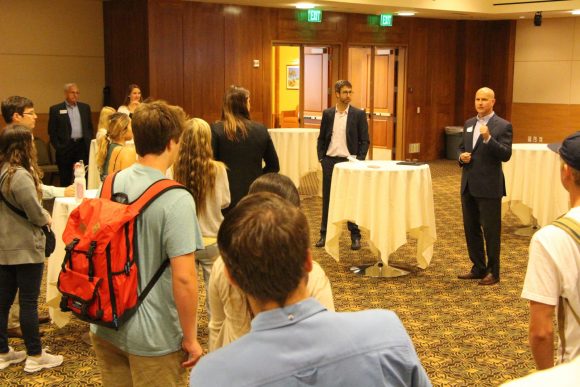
[211,85,279,213]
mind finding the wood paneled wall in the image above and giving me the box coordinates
[512,103,580,143]
[103,0,149,108]
[103,0,515,161]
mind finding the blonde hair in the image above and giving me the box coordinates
[96,113,131,173]
[220,85,251,141]
[97,106,116,130]
[173,118,224,216]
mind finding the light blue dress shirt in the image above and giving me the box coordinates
[66,102,82,139]
[190,298,431,387]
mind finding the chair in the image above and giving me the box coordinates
[34,137,59,185]
[280,106,299,128]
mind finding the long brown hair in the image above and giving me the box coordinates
[123,84,142,106]
[96,112,131,173]
[220,85,251,141]
[173,118,224,216]
[0,125,43,200]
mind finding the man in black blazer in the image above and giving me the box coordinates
[457,87,512,285]
[316,80,369,250]
[48,83,93,185]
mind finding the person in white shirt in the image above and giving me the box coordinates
[521,131,580,369]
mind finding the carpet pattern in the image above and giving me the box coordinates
[1,160,540,386]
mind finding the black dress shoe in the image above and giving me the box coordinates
[315,237,326,248]
[478,273,500,286]
[351,238,361,250]
[457,272,485,280]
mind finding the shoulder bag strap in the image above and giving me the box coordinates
[552,215,580,362]
[0,172,27,219]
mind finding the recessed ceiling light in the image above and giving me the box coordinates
[295,2,315,9]
[396,11,416,16]
[572,9,580,15]
[519,16,525,19]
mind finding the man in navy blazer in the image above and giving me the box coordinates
[48,83,93,186]
[316,80,369,250]
[457,87,512,285]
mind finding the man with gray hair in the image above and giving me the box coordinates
[48,83,93,185]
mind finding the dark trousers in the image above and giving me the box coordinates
[56,140,89,186]
[461,191,502,279]
[0,263,44,356]
[320,156,360,239]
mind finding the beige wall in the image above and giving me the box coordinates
[0,0,104,114]
[514,18,580,104]
[512,17,580,142]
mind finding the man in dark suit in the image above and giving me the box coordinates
[457,87,512,285]
[48,83,93,186]
[316,80,369,250]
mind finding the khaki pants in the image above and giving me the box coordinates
[91,332,188,387]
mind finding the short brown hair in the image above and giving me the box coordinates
[248,173,300,207]
[131,100,185,156]
[217,192,310,306]
[1,96,33,124]
[334,80,352,94]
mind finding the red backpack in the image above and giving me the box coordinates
[57,173,188,329]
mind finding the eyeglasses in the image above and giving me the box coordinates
[22,111,37,116]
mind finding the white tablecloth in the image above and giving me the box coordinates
[268,128,321,194]
[88,139,100,190]
[502,143,569,227]
[46,190,98,327]
[326,160,437,269]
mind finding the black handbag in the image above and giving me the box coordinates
[0,173,55,257]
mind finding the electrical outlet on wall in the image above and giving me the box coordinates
[528,136,532,142]
[539,137,543,143]
[532,136,537,143]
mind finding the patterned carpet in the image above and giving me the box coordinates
[1,159,538,386]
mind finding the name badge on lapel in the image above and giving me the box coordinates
[466,127,473,133]
[59,109,67,114]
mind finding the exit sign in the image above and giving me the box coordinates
[380,14,393,27]
[308,9,322,23]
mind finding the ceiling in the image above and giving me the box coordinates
[192,0,580,20]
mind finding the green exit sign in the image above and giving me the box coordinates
[380,14,393,27]
[308,9,322,23]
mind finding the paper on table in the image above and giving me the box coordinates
[347,155,362,163]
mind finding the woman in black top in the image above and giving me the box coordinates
[211,85,279,213]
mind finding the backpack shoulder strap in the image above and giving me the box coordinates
[128,178,189,213]
[552,216,580,244]
[100,172,117,200]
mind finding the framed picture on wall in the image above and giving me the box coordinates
[286,65,299,89]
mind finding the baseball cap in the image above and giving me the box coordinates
[548,131,580,171]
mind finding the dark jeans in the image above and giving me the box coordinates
[56,140,89,186]
[0,263,44,356]
[320,156,361,239]
[461,191,502,279]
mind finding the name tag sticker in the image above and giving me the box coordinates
[466,127,473,133]
[59,109,67,114]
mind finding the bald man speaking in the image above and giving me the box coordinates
[457,87,513,286]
